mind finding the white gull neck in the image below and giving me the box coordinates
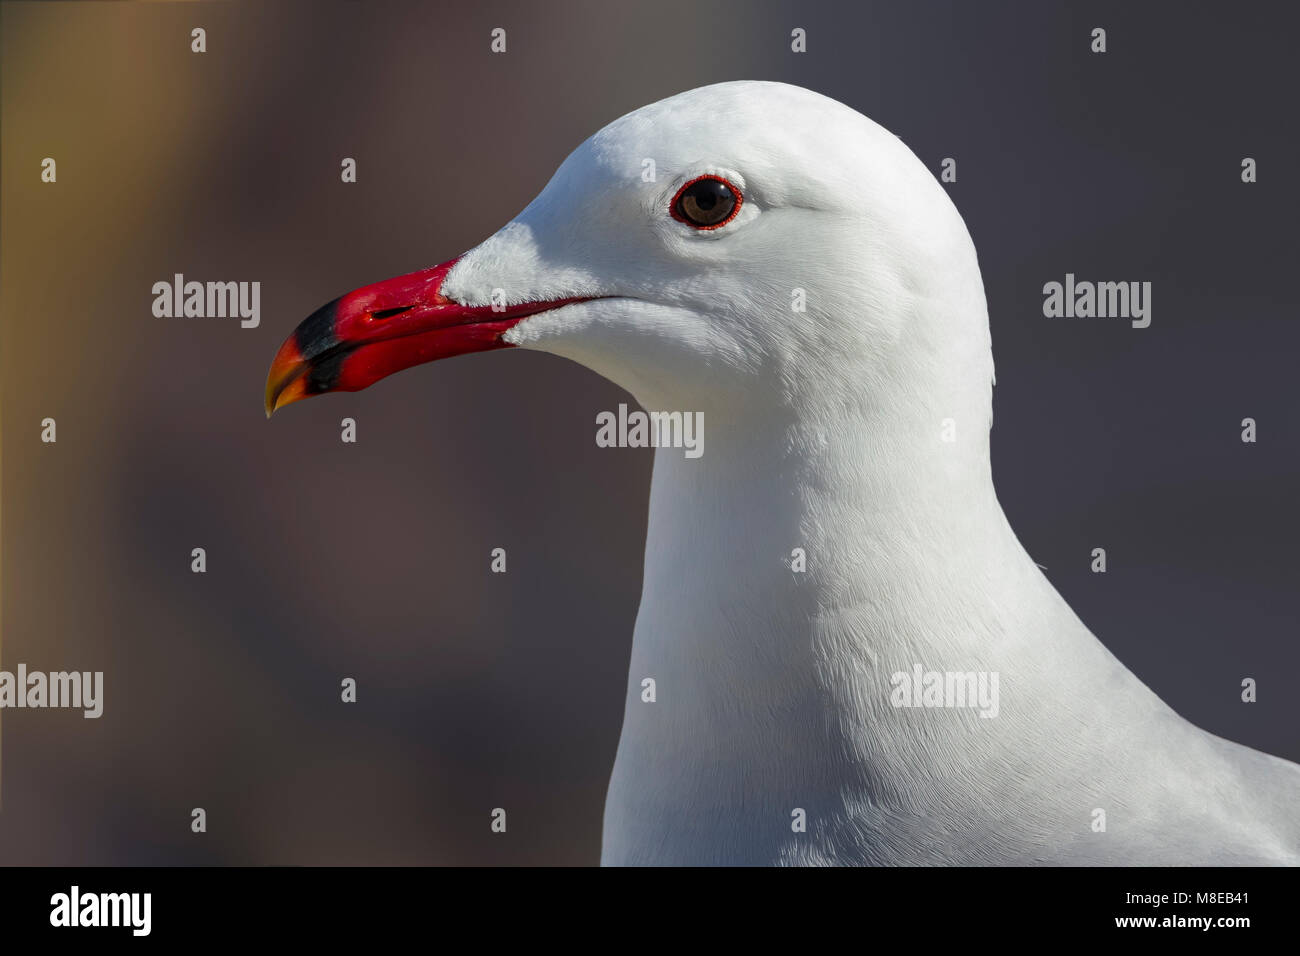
[601,389,1300,865]
[599,338,1069,861]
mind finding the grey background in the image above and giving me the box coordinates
[1,0,1295,864]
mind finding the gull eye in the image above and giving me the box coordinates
[670,175,742,230]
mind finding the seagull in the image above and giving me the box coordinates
[265,81,1299,866]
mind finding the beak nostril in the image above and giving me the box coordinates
[370,305,415,320]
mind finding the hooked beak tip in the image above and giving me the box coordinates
[264,338,311,419]
[265,372,308,419]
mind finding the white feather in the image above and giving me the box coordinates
[443,81,1299,866]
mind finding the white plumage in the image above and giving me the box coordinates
[440,81,1299,865]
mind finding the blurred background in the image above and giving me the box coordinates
[1,0,1296,864]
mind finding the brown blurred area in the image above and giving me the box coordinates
[2,1,1298,864]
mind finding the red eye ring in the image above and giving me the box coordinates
[669,174,743,230]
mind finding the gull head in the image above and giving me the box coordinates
[266,81,992,443]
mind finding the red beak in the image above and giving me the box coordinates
[265,256,588,416]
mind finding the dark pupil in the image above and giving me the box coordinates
[679,179,735,226]
[692,183,723,210]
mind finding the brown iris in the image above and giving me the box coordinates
[671,175,742,229]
